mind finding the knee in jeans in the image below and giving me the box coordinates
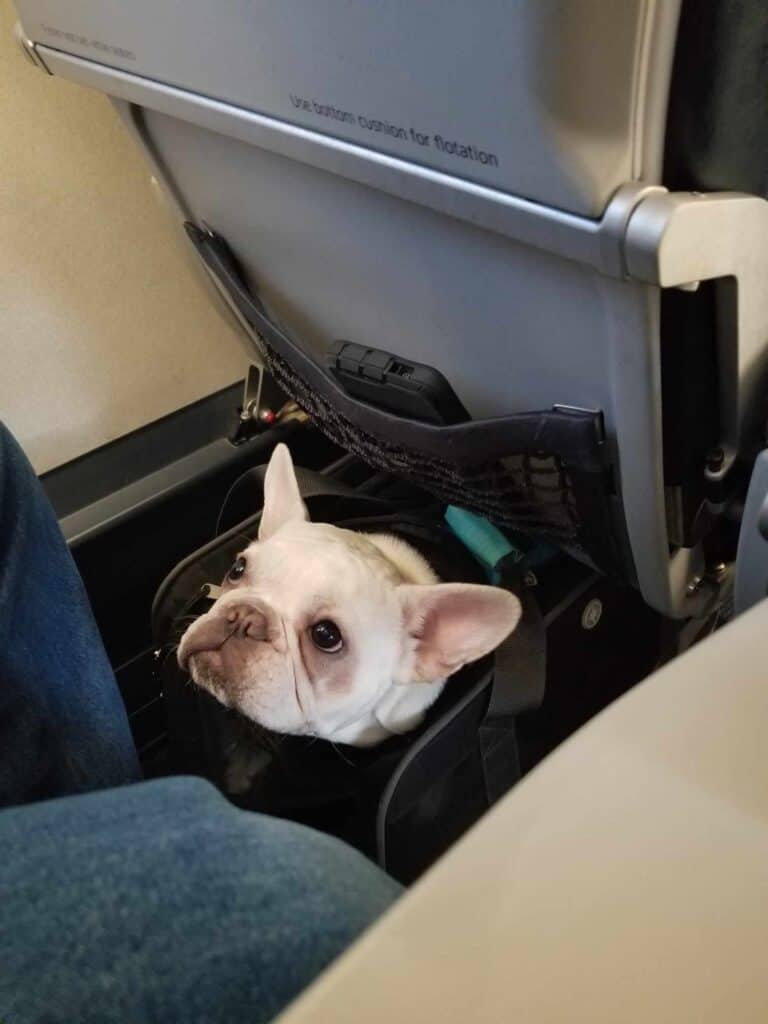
[0,421,28,488]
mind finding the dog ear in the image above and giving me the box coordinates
[398,583,522,681]
[259,444,309,540]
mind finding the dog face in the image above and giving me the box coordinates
[178,444,521,746]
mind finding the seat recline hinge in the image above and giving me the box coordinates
[619,188,768,483]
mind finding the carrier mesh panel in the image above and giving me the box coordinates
[268,349,599,551]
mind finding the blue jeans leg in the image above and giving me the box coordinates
[0,421,140,806]
[0,776,402,1024]
[0,426,400,1022]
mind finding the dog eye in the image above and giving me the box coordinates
[310,620,343,653]
[228,556,247,581]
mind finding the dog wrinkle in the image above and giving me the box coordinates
[178,614,236,668]
[323,653,358,695]
[284,615,307,721]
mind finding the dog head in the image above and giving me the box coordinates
[178,444,521,746]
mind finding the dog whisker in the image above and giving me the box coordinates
[329,742,356,768]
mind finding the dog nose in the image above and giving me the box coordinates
[178,600,277,670]
[224,602,270,640]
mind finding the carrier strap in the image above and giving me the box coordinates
[487,579,546,719]
[478,578,546,804]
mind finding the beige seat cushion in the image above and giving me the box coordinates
[279,599,768,1023]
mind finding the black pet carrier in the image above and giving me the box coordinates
[153,464,547,883]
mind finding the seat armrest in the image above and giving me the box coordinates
[278,600,768,1023]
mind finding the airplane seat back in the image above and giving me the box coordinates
[14,0,768,618]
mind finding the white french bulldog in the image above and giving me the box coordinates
[178,444,521,751]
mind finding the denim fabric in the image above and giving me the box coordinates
[0,776,400,1024]
[0,423,401,1022]
[0,422,141,806]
